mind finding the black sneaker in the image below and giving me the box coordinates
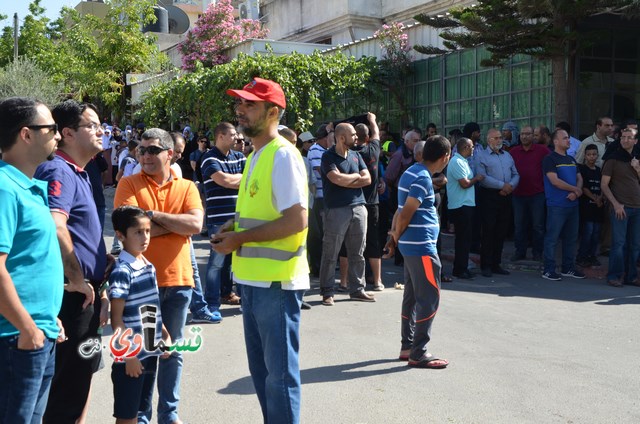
[561,269,586,279]
[542,271,562,281]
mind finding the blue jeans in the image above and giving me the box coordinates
[188,241,210,314]
[577,220,601,260]
[512,193,545,257]
[157,287,192,424]
[205,224,232,310]
[608,207,640,282]
[0,336,55,424]
[241,284,303,424]
[543,206,579,274]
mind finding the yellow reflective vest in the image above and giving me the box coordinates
[232,136,309,281]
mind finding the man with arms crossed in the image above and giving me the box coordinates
[213,78,309,424]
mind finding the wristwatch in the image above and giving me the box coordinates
[146,210,154,220]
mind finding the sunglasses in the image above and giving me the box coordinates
[138,145,169,155]
[28,123,58,134]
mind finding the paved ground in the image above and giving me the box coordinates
[84,205,640,423]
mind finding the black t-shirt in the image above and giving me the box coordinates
[321,146,367,208]
[353,138,380,204]
[578,164,604,222]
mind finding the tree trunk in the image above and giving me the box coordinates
[552,56,570,125]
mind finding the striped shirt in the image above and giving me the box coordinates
[307,143,326,198]
[397,162,439,256]
[108,250,163,359]
[201,146,246,226]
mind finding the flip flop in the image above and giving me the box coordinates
[607,280,623,288]
[408,354,449,369]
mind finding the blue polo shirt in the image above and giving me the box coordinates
[446,152,475,209]
[543,152,579,208]
[201,146,246,226]
[397,162,439,257]
[35,153,107,281]
[320,146,367,208]
[0,161,64,339]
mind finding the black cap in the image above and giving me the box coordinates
[462,122,480,138]
[315,124,329,139]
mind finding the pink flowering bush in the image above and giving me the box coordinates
[374,22,412,68]
[179,0,269,71]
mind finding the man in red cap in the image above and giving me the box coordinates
[212,78,309,424]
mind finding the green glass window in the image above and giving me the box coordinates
[445,102,459,125]
[532,61,551,87]
[493,95,509,122]
[477,98,492,122]
[512,92,530,118]
[413,60,428,83]
[494,68,509,93]
[428,81,440,104]
[428,57,441,80]
[531,89,551,116]
[428,106,441,125]
[460,49,475,74]
[415,83,427,105]
[512,64,530,91]
[445,78,459,101]
[477,72,492,97]
[445,53,459,77]
[460,100,475,124]
[477,47,491,68]
[460,75,475,99]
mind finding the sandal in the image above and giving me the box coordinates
[408,353,449,369]
[373,283,385,291]
[607,280,623,288]
[441,275,453,283]
[221,292,241,305]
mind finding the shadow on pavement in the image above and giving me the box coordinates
[218,359,408,395]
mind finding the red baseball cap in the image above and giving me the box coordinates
[226,77,286,109]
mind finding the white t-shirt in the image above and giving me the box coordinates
[234,143,310,291]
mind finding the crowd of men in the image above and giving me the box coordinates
[1,82,638,424]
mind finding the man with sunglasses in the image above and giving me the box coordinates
[115,128,203,424]
[34,100,110,424]
[0,97,66,423]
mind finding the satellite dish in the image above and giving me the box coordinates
[167,5,190,34]
[239,3,248,19]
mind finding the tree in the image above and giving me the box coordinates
[178,0,268,71]
[0,56,63,105]
[0,0,170,120]
[373,22,413,125]
[413,0,640,124]
[137,49,378,131]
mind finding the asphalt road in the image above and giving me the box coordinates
[85,209,640,423]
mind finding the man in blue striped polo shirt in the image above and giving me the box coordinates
[201,122,246,318]
[384,135,451,369]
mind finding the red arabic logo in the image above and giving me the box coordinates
[109,327,143,362]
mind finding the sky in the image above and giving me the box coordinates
[0,0,78,27]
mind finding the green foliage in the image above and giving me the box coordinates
[136,50,378,132]
[0,56,63,105]
[0,0,170,119]
[414,0,639,66]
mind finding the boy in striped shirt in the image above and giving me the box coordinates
[109,206,170,423]
[384,136,451,369]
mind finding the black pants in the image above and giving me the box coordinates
[44,289,101,424]
[450,205,474,274]
[479,188,512,270]
[307,197,325,275]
